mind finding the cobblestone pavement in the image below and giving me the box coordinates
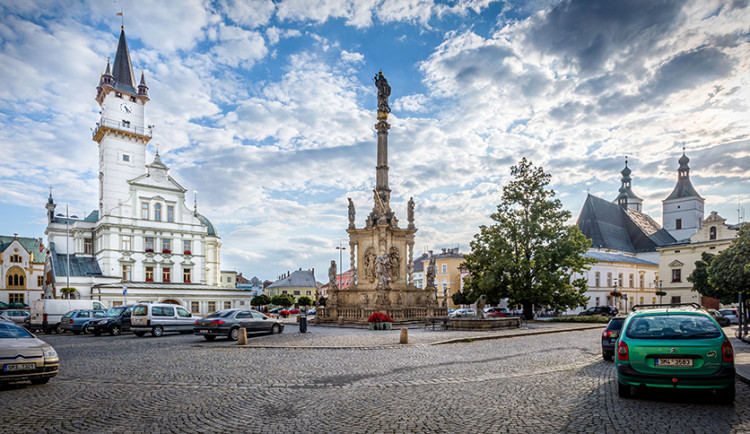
[2,326,749,433]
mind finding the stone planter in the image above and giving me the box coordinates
[369,322,392,330]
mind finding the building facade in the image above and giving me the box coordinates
[1,235,46,305]
[264,269,317,304]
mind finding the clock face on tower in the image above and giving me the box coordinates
[152,170,166,182]
[120,102,132,114]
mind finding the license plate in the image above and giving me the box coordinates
[655,358,693,367]
[4,363,36,372]
[199,329,209,334]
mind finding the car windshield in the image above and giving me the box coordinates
[626,314,721,339]
[106,307,126,317]
[0,322,33,338]
[206,310,235,319]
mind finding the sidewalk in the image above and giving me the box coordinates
[731,331,750,385]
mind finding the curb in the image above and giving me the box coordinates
[430,324,605,345]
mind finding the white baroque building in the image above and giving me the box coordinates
[42,28,249,313]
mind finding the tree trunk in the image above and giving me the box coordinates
[522,301,534,321]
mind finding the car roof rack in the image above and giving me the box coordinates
[630,303,702,312]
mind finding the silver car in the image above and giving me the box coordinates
[0,310,30,325]
[131,303,198,337]
[0,321,59,385]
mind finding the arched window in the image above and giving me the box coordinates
[6,266,26,289]
[709,226,717,240]
[607,272,612,287]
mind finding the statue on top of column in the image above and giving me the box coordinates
[347,197,355,229]
[374,72,391,114]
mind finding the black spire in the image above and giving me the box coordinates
[665,148,701,200]
[112,28,137,94]
[137,70,149,96]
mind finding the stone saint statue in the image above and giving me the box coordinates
[407,197,415,228]
[363,293,369,306]
[476,294,486,319]
[374,72,391,114]
[375,253,390,289]
[347,197,355,228]
[425,257,436,289]
[329,260,338,290]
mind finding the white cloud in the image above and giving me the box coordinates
[210,23,268,68]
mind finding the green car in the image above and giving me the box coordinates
[615,303,735,403]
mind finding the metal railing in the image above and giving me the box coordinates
[93,117,153,139]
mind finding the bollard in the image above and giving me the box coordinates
[400,327,408,344]
[338,316,344,327]
[237,328,247,345]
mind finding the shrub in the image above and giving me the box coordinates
[548,315,610,323]
[367,312,393,323]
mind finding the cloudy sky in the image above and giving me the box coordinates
[1,0,748,282]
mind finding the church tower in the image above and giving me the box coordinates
[614,157,643,212]
[93,27,152,217]
[662,149,704,240]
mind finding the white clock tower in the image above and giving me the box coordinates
[93,27,152,217]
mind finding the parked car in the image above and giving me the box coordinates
[485,307,509,317]
[0,309,30,325]
[59,309,105,334]
[615,303,735,403]
[0,321,59,385]
[579,306,618,317]
[288,308,300,315]
[718,308,739,325]
[601,316,626,361]
[193,309,284,341]
[269,308,283,314]
[130,303,198,337]
[449,309,476,318]
[86,305,135,336]
[708,309,731,327]
[29,299,107,334]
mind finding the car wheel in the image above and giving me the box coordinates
[602,352,613,361]
[618,381,632,399]
[55,324,64,334]
[151,325,164,337]
[30,377,50,385]
[204,335,216,341]
[271,324,281,334]
[716,384,735,404]
[134,331,146,337]
[110,325,121,336]
[229,328,239,341]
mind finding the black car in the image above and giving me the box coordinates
[579,306,619,317]
[601,316,626,361]
[194,309,284,341]
[87,305,135,336]
[708,309,731,327]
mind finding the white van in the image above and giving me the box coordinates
[130,303,197,337]
[30,299,108,334]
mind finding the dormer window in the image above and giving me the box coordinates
[116,92,122,98]
[122,154,130,162]
[130,96,136,102]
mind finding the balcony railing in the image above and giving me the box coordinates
[93,117,153,139]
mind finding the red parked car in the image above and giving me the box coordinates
[288,308,300,315]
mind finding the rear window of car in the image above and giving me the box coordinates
[207,310,234,319]
[62,312,74,319]
[626,314,721,339]
[132,305,148,316]
[719,309,735,316]
[606,318,625,331]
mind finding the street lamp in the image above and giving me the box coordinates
[335,242,346,289]
[56,205,78,296]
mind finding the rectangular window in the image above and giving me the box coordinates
[441,264,447,273]
[671,268,681,283]
[607,273,612,287]
[293,290,301,296]
[282,290,288,295]
[122,235,132,251]
[224,301,231,310]
[595,272,600,287]
[130,96,136,102]
[183,268,191,283]
[671,296,681,304]
[629,274,634,288]
[639,275,644,289]
[122,265,132,282]
[154,203,162,221]
[183,240,191,255]
[84,237,93,254]
[141,203,149,220]
[595,297,600,306]
[162,238,171,253]
[191,301,199,313]
[208,301,216,313]
[145,237,154,252]
[112,301,123,307]
[122,154,130,162]
[306,290,312,295]
[162,267,171,283]
[145,267,154,282]
[37,276,44,286]
[675,218,682,230]
[8,293,24,304]
[167,206,174,223]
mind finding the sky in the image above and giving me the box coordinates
[0,0,748,283]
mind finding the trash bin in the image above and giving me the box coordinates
[299,315,307,333]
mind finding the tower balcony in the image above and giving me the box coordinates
[93,117,153,143]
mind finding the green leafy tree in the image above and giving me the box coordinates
[317,296,327,307]
[462,158,593,320]
[451,291,470,307]
[686,252,734,303]
[271,294,295,307]
[707,223,750,315]
[251,294,271,309]
[297,296,313,307]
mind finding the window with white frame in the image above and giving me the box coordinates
[141,202,149,220]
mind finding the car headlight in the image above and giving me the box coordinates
[44,347,58,360]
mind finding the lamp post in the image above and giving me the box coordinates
[335,242,346,289]
[56,205,78,297]
[658,280,664,304]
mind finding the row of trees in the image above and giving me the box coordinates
[250,294,325,310]
[689,223,750,315]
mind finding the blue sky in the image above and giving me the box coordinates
[1,0,748,283]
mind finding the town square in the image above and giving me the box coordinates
[1,0,750,432]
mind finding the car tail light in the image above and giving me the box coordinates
[209,320,225,326]
[618,340,629,361]
[602,330,611,338]
[43,313,48,322]
[722,340,734,362]
[195,320,199,325]
[70,319,74,324]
